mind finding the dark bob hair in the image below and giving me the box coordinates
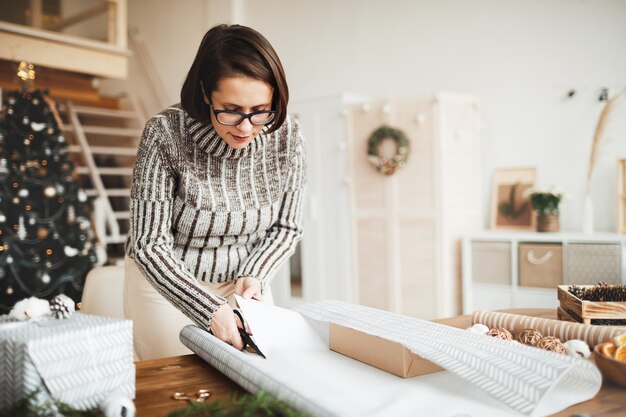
[181,24,289,134]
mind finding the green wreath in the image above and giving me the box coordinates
[366,125,410,176]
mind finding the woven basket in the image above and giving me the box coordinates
[536,213,560,232]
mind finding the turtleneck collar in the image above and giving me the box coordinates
[184,110,269,159]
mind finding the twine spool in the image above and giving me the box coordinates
[518,329,543,346]
[536,213,560,233]
[537,336,566,354]
[487,327,513,341]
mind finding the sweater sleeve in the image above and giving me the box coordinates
[237,117,307,291]
[128,118,226,330]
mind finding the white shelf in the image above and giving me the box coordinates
[467,230,626,243]
[462,231,626,314]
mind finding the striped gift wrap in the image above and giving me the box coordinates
[0,313,134,411]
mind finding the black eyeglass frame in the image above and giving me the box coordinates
[208,99,277,127]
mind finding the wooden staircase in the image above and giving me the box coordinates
[58,97,145,262]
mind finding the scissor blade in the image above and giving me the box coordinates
[246,338,267,359]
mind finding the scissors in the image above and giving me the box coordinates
[172,389,211,403]
[233,309,266,359]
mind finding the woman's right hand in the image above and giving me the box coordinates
[210,303,244,349]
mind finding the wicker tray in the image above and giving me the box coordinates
[557,285,626,325]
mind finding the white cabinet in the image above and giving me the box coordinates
[347,94,481,319]
[279,93,482,319]
[462,231,626,314]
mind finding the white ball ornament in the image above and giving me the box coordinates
[100,391,136,417]
[563,340,591,358]
[44,185,56,198]
[9,297,51,320]
[64,246,79,257]
[466,323,490,335]
[30,122,46,132]
[18,189,29,198]
[41,273,51,284]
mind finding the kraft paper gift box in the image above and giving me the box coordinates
[329,322,443,378]
[0,312,134,411]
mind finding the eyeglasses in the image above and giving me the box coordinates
[209,100,276,127]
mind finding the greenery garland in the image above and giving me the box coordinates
[366,125,410,176]
[166,391,310,417]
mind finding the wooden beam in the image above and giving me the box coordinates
[0,21,129,54]
[0,31,128,79]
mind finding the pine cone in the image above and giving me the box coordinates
[50,294,75,319]
[568,285,584,300]
[581,283,626,302]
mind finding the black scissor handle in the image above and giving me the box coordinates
[233,309,266,359]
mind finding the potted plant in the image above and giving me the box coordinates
[525,187,567,232]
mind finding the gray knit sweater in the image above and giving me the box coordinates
[126,104,306,330]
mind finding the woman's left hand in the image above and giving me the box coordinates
[235,276,263,300]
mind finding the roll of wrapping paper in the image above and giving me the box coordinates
[471,310,626,347]
[184,301,605,417]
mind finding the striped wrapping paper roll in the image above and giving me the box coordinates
[471,310,626,348]
[183,300,605,417]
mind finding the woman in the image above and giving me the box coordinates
[124,24,306,360]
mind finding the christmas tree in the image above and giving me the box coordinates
[0,88,97,313]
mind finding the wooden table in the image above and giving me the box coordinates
[135,309,626,417]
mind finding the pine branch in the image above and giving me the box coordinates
[166,391,311,417]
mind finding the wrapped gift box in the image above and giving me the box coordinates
[0,312,134,411]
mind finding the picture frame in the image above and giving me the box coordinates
[618,159,626,233]
[490,167,537,231]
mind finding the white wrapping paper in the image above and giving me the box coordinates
[180,300,601,417]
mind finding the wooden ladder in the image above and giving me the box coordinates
[61,97,146,261]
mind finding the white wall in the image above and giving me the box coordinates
[241,0,626,232]
[101,0,209,116]
[107,0,626,232]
